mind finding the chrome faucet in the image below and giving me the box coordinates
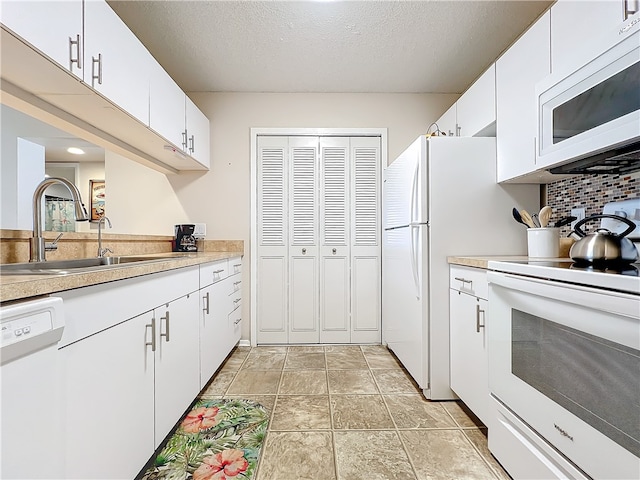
[31,177,89,262]
[97,216,113,257]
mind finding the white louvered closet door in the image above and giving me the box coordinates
[256,136,289,344]
[288,137,320,343]
[319,138,350,343]
[350,137,382,343]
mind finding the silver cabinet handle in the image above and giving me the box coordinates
[145,317,156,352]
[182,130,188,150]
[203,291,210,315]
[234,281,241,286]
[456,124,461,136]
[234,317,241,325]
[476,304,485,333]
[233,298,241,304]
[454,277,473,288]
[69,34,81,70]
[91,53,102,86]
[160,310,170,342]
[189,135,195,154]
[624,0,639,20]
[302,248,307,254]
[213,269,224,274]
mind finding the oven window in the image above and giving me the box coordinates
[552,61,640,144]
[512,310,640,457]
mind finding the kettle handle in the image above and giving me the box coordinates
[573,214,636,238]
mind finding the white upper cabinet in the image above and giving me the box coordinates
[83,0,151,125]
[185,95,211,167]
[551,0,640,77]
[0,0,83,80]
[496,11,551,182]
[149,62,210,169]
[456,64,496,137]
[435,65,496,138]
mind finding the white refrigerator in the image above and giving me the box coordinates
[382,136,538,400]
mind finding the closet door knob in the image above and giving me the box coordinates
[302,248,307,254]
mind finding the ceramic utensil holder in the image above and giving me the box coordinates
[527,228,560,258]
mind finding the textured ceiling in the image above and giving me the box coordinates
[111,0,553,94]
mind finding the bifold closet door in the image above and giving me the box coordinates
[288,137,320,343]
[256,136,288,344]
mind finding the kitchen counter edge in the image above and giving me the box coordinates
[447,255,531,269]
[0,251,243,303]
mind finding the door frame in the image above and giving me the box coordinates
[250,128,388,346]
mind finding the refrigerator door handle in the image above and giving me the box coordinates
[410,225,421,299]
[410,162,419,224]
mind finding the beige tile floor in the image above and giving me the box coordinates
[198,345,511,480]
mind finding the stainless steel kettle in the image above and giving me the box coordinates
[569,214,639,264]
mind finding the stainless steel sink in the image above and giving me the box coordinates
[0,255,180,275]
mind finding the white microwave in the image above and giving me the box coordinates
[536,28,640,174]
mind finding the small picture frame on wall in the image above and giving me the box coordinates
[89,179,105,221]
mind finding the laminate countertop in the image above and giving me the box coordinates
[0,251,242,303]
[447,256,532,269]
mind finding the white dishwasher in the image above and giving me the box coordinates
[1,296,65,479]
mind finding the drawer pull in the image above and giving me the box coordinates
[234,281,241,286]
[454,277,473,288]
[213,269,224,274]
[233,298,241,304]
[233,263,241,268]
[234,317,242,325]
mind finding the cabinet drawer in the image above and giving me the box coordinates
[449,265,488,299]
[229,305,242,329]
[199,260,229,287]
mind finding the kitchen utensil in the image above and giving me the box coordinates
[512,207,526,226]
[538,206,552,227]
[531,213,542,228]
[569,214,639,264]
[554,216,577,228]
[519,209,536,228]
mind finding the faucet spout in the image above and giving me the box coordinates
[31,177,89,262]
[97,216,113,257]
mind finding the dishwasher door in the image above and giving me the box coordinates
[1,296,65,479]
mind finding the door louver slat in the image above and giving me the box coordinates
[322,147,348,245]
[354,147,378,246]
[259,147,285,246]
[291,147,316,246]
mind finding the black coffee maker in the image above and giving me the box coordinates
[173,224,198,252]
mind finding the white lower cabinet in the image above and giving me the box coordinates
[449,265,491,426]
[153,293,200,447]
[62,309,155,480]
[58,262,238,479]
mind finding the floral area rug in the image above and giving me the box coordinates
[139,398,268,480]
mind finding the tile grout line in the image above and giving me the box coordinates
[326,346,341,480]
[366,346,421,480]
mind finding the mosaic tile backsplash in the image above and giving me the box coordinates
[546,170,639,234]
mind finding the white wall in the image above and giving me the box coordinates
[105,150,189,236]
[172,92,457,341]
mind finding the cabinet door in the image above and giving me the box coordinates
[436,103,457,137]
[350,137,381,343]
[551,0,639,77]
[62,310,155,479]
[185,95,211,168]
[200,279,231,387]
[449,289,490,425]
[0,0,83,79]
[496,11,550,182]
[319,137,350,343]
[288,136,320,343]
[84,0,151,125]
[256,136,289,344]
[149,59,186,149]
[154,293,200,447]
[456,64,496,137]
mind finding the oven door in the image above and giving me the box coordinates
[488,271,640,480]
